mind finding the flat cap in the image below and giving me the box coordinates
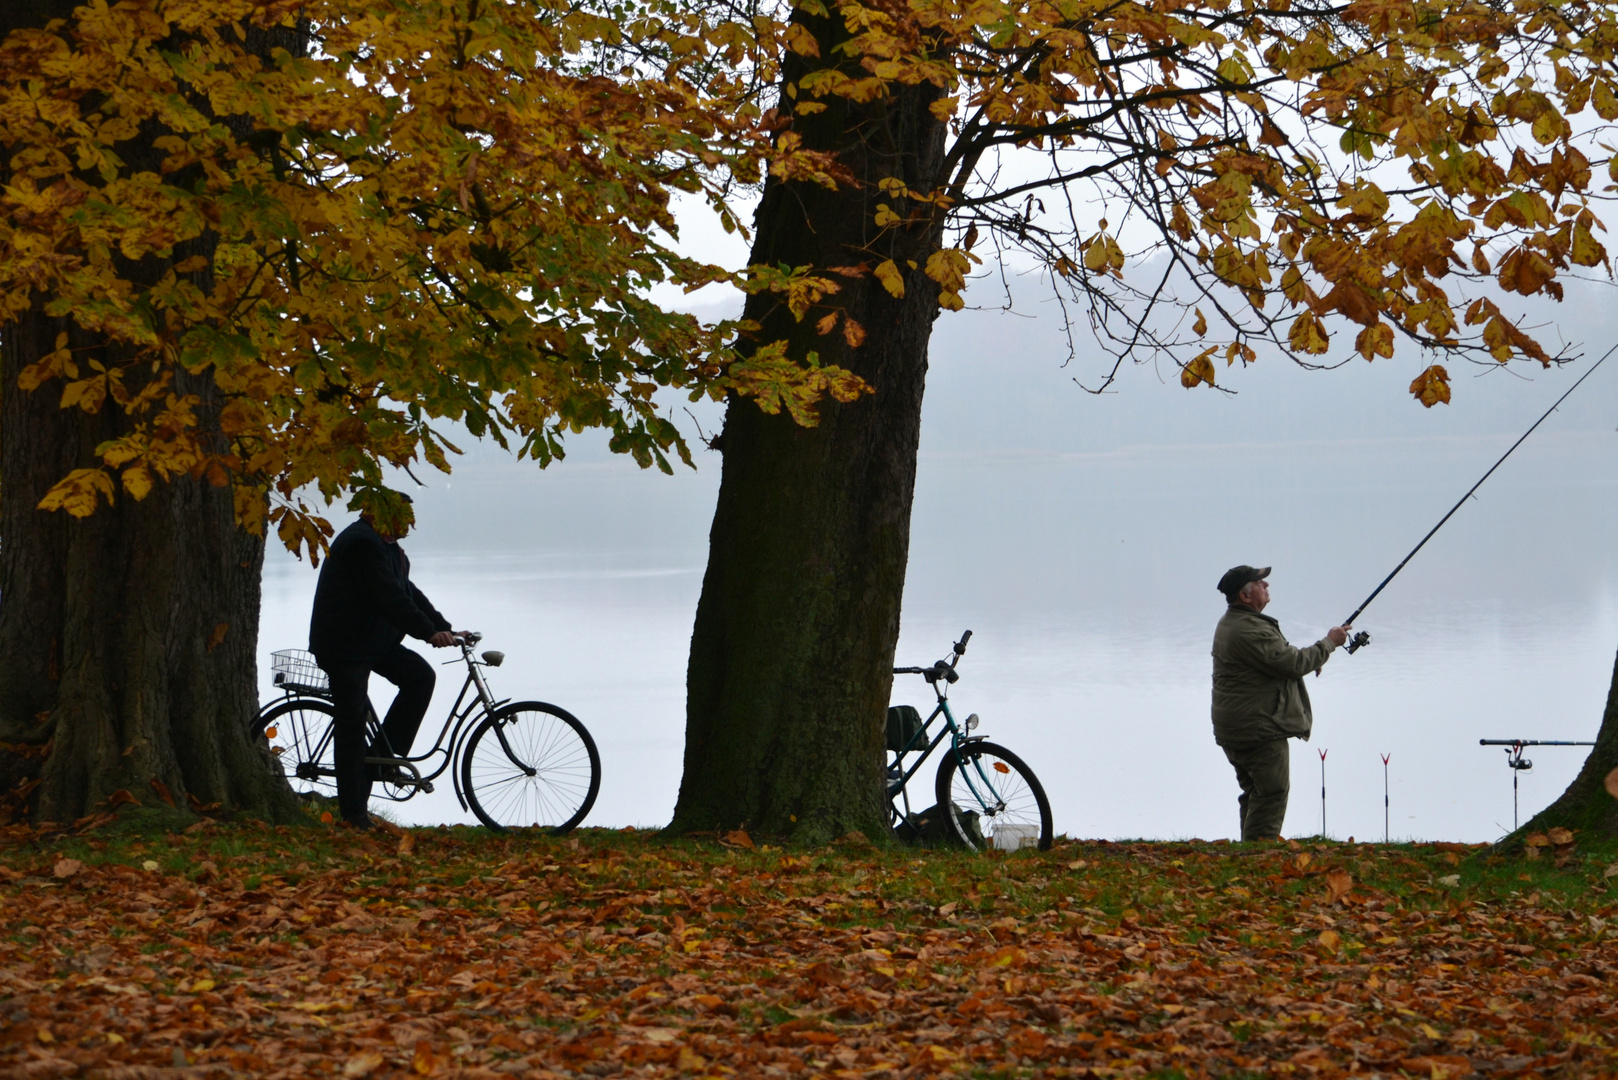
[1217,564,1270,600]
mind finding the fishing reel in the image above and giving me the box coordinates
[1344,630,1372,654]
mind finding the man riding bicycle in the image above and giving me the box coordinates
[308,490,465,829]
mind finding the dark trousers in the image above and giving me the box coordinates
[315,646,435,824]
[1222,739,1291,841]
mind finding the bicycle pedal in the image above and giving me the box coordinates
[418,780,434,794]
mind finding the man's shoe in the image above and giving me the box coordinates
[339,815,374,831]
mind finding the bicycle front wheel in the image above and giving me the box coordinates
[460,701,600,834]
[934,740,1053,852]
[252,699,339,802]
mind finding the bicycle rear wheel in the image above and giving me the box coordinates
[252,699,339,802]
[934,740,1053,852]
[460,701,600,834]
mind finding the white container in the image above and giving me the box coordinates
[992,824,1039,851]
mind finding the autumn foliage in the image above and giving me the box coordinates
[754,0,1618,404]
[0,0,866,556]
[6,0,1613,552]
[5,824,1618,1077]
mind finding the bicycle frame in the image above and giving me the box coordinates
[889,634,993,820]
[266,636,511,812]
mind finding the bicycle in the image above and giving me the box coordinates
[251,633,600,834]
[888,630,1053,852]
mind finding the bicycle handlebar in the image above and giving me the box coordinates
[891,661,958,683]
[893,630,974,685]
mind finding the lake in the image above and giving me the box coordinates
[259,287,1618,842]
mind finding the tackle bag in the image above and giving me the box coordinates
[886,705,924,753]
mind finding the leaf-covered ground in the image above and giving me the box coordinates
[3,819,1617,1078]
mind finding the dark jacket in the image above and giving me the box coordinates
[1210,605,1337,747]
[309,520,451,662]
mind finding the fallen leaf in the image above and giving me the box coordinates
[1548,826,1574,845]
[1317,928,1341,953]
[1067,860,1088,870]
[721,828,755,850]
[412,1040,445,1076]
[397,832,416,857]
[141,860,159,872]
[53,858,82,879]
[1605,766,1618,799]
[1437,874,1461,887]
[344,1051,385,1078]
[1295,852,1312,871]
[1325,869,1353,903]
[189,978,215,993]
[1524,833,1550,848]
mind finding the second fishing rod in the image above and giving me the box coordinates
[1335,346,1613,653]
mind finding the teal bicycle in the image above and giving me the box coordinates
[887,630,1053,851]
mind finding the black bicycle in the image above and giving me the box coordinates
[252,633,599,833]
[888,630,1053,851]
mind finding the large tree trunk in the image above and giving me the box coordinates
[0,1,302,824]
[1518,644,1618,839]
[668,13,948,843]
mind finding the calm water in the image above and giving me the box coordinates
[259,287,1618,842]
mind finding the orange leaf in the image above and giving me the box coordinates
[1325,869,1353,903]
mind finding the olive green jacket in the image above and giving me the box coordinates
[1210,605,1338,747]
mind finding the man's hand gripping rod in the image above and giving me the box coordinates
[1338,347,1612,654]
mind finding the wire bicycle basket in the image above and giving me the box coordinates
[270,649,329,694]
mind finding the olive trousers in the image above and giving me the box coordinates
[1222,739,1291,841]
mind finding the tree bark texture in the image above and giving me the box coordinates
[1518,644,1618,840]
[670,13,948,843]
[0,2,302,824]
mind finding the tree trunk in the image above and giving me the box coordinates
[1517,644,1618,840]
[0,2,302,824]
[669,13,948,843]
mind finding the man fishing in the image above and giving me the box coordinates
[1211,566,1351,841]
[309,492,464,830]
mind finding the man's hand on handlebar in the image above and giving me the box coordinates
[429,630,467,648]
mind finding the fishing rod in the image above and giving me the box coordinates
[1340,346,1613,654]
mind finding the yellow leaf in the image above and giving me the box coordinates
[1317,928,1341,953]
[1287,312,1330,355]
[1354,323,1394,361]
[814,312,838,336]
[1409,365,1452,408]
[874,260,905,298]
[842,318,866,348]
[1181,352,1217,388]
[122,465,154,501]
[190,978,216,993]
[1192,309,1207,337]
[1593,79,1618,120]
[38,469,116,517]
